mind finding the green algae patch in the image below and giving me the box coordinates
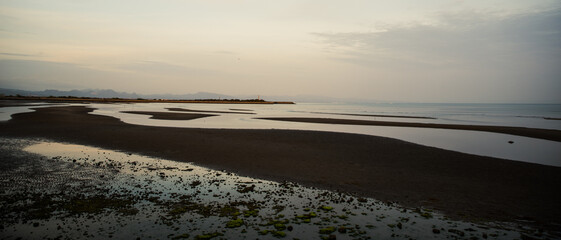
[63,195,135,215]
[336,214,348,220]
[243,209,259,217]
[194,232,223,240]
[319,226,336,234]
[272,231,286,238]
[219,205,240,217]
[295,211,317,223]
[226,218,244,228]
[414,208,434,219]
[168,206,189,216]
[261,219,289,227]
[420,212,433,218]
[319,205,334,211]
[274,223,286,230]
[165,200,217,218]
[259,230,286,238]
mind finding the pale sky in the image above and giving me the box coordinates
[1,0,560,103]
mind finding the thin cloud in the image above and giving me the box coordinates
[0,52,42,57]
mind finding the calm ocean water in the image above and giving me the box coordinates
[2,102,560,166]
[293,102,561,130]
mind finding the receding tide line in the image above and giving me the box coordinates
[257,117,561,142]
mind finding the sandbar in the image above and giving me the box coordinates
[167,107,256,115]
[122,111,216,120]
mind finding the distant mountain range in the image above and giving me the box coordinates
[0,88,237,100]
[0,88,378,103]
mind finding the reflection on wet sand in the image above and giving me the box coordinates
[0,138,534,239]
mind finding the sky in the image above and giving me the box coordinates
[1,0,560,103]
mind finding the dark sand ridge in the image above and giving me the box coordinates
[1,106,560,231]
[258,117,561,142]
[121,111,216,120]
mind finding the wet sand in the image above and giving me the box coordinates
[258,117,561,142]
[1,106,560,231]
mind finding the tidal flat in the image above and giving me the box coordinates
[0,138,548,239]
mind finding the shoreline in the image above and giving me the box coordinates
[1,106,560,231]
[0,96,295,104]
[258,117,561,142]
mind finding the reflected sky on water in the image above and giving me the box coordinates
[1,102,560,167]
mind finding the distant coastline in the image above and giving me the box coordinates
[0,95,295,104]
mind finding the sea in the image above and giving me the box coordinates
[2,102,560,167]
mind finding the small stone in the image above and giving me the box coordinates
[432,228,440,234]
[508,141,514,144]
[338,227,347,233]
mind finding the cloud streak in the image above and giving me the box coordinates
[313,9,561,67]
[0,52,41,57]
[311,9,561,103]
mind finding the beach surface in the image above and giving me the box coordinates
[1,105,560,231]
